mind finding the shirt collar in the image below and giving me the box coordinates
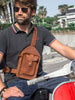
[11,23,35,34]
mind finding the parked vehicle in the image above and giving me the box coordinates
[3,60,75,100]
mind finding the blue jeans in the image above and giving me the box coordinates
[7,72,69,100]
[7,79,38,100]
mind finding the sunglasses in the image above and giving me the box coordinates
[14,7,28,13]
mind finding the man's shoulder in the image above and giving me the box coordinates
[36,25,51,36]
[0,25,12,35]
[36,25,45,30]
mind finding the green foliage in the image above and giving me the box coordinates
[34,23,52,30]
[38,6,47,17]
[53,27,63,31]
[32,15,42,23]
[42,24,52,30]
[0,23,11,30]
[58,4,68,9]
[52,23,75,32]
[68,5,74,8]
[45,16,54,24]
[67,23,75,30]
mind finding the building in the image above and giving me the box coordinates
[58,6,75,28]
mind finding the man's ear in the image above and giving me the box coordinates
[32,9,36,17]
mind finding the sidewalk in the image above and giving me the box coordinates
[43,56,67,64]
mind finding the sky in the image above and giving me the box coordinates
[37,0,75,17]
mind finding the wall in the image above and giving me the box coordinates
[54,34,75,47]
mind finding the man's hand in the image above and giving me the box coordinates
[2,86,24,98]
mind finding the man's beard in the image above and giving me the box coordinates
[16,18,30,25]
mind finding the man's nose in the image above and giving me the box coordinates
[18,8,23,14]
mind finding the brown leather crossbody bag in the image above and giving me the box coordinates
[3,27,41,80]
[16,27,40,79]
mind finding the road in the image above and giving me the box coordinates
[43,58,70,73]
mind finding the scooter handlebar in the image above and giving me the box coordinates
[27,61,73,86]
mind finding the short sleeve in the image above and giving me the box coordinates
[0,30,7,54]
[42,27,56,46]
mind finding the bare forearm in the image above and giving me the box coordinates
[51,40,75,60]
[61,46,75,60]
[0,75,5,91]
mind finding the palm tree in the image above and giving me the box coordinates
[32,15,41,23]
[58,4,68,14]
[0,1,6,22]
[62,19,66,29]
[10,0,15,23]
[38,6,47,24]
[0,0,11,23]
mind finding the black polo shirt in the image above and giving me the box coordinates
[0,23,56,84]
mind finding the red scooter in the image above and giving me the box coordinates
[4,60,75,100]
[52,80,75,100]
[27,60,75,100]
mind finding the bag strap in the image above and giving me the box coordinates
[31,27,37,47]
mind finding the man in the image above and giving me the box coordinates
[0,0,75,100]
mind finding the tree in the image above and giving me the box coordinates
[0,0,11,23]
[58,4,68,14]
[52,15,59,27]
[62,19,66,29]
[67,23,75,30]
[0,0,15,23]
[38,6,47,24]
[45,16,54,25]
[10,0,15,23]
[0,0,6,22]
[32,15,42,23]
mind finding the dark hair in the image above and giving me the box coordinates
[13,0,37,11]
